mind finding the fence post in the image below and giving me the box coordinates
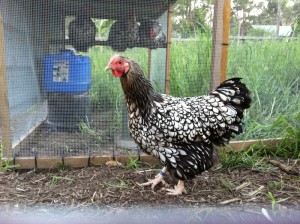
[221,0,231,83]
[210,0,224,90]
[165,2,173,95]
[0,11,12,154]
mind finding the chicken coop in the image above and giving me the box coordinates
[0,0,297,169]
[0,0,174,167]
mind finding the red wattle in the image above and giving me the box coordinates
[112,70,123,77]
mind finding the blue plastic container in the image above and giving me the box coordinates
[44,51,91,93]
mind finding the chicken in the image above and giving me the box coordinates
[68,15,97,52]
[139,19,166,49]
[108,9,139,52]
[105,55,251,195]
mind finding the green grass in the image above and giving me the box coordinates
[228,39,300,141]
[124,151,140,169]
[0,141,19,171]
[78,121,104,146]
[104,176,128,188]
[50,176,74,188]
[219,145,267,170]
[267,191,278,213]
[170,33,212,96]
[219,113,300,169]
[88,36,300,155]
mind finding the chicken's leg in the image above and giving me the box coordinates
[138,167,167,190]
[166,180,187,195]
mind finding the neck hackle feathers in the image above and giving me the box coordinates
[106,55,163,117]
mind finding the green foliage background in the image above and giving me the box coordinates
[89,35,300,144]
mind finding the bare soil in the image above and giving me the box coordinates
[0,161,299,223]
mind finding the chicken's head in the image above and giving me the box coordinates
[105,54,130,77]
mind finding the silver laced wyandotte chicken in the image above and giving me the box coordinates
[105,55,251,195]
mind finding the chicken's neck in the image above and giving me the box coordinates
[120,67,163,118]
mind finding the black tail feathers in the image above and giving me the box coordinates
[209,78,252,146]
[211,78,252,111]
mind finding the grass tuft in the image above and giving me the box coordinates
[267,191,278,213]
[124,151,140,169]
[104,176,128,188]
[50,176,73,188]
[0,141,19,171]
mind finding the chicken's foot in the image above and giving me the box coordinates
[138,167,167,190]
[166,180,187,195]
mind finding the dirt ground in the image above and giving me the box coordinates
[0,160,299,223]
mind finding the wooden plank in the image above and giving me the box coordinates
[222,138,282,151]
[64,156,91,168]
[90,155,115,166]
[220,0,231,83]
[164,3,173,95]
[64,155,118,168]
[3,138,283,170]
[210,0,224,90]
[58,0,178,22]
[5,155,159,170]
[0,11,12,153]
[12,157,35,170]
[37,157,63,169]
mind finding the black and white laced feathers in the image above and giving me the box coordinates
[105,55,251,194]
[126,80,251,180]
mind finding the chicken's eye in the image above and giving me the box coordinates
[118,61,122,65]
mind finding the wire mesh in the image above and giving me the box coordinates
[0,0,299,161]
[0,0,172,159]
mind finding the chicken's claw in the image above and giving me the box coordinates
[166,180,187,195]
[138,173,166,190]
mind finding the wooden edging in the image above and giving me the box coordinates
[2,138,282,170]
[222,138,282,151]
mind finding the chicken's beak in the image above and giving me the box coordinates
[104,64,111,71]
